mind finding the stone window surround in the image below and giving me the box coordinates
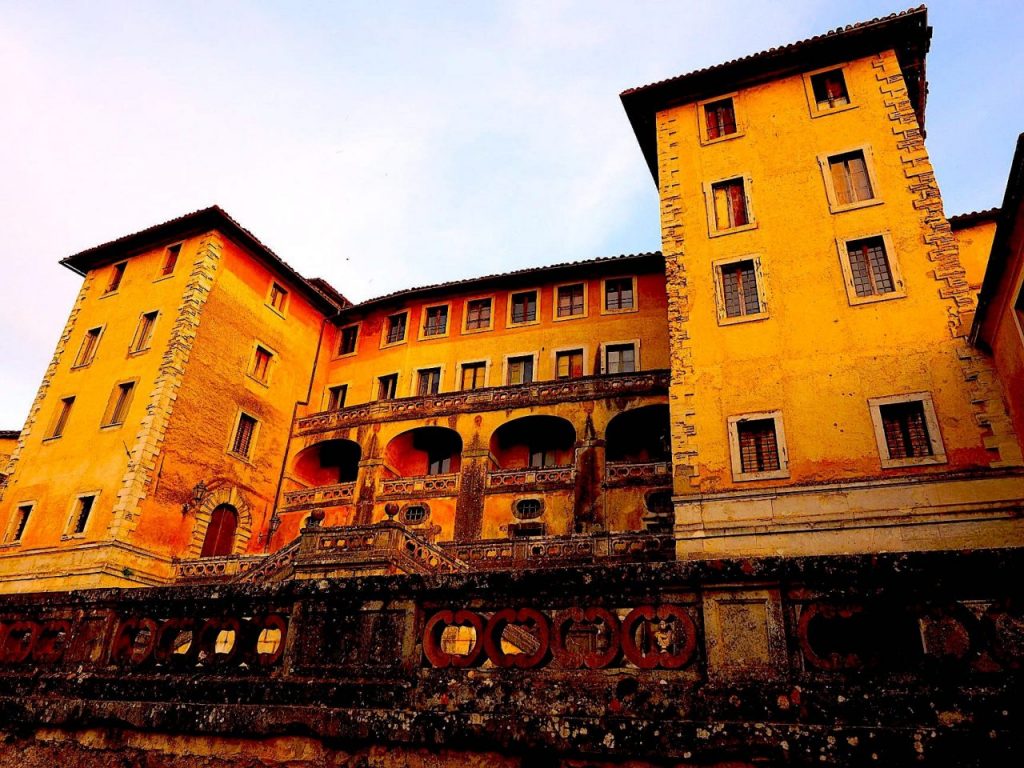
[867,391,947,469]
[726,410,790,482]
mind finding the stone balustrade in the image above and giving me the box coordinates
[379,473,459,499]
[281,481,356,510]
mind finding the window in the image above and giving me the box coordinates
[423,305,448,337]
[104,262,126,294]
[510,291,537,324]
[401,504,429,524]
[70,495,95,535]
[427,450,451,475]
[868,394,945,468]
[418,367,441,396]
[605,343,636,374]
[727,411,789,481]
[231,413,257,458]
[103,382,135,427]
[48,396,75,439]
[710,178,750,232]
[509,521,545,538]
[161,244,181,276]
[378,373,398,400]
[338,325,358,356]
[73,327,102,368]
[716,258,764,320]
[1015,282,1024,333]
[704,98,737,139]
[269,282,288,313]
[514,499,543,520]
[556,283,585,318]
[810,69,849,110]
[327,384,348,410]
[507,355,534,386]
[130,311,158,354]
[556,349,584,379]
[604,278,634,311]
[465,298,492,331]
[460,362,487,390]
[5,504,32,543]
[385,313,407,344]
[529,447,553,468]
[827,150,874,208]
[846,236,895,298]
[250,345,273,382]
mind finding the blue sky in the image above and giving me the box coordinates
[1,1,1021,427]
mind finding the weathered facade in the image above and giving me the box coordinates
[1,6,1023,766]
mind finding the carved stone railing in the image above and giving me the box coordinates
[1,549,1022,765]
[172,555,267,583]
[379,473,459,499]
[232,538,302,584]
[605,461,671,486]
[296,521,467,576]
[281,481,356,511]
[486,465,574,490]
[440,531,674,570]
[295,370,670,435]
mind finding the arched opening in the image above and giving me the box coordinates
[200,504,238,558]
[385,427,462,477]
[490,415,576,469]
[606,405,671,463]
[292,439,361,485]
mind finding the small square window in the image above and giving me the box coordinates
[6,503,32,543]
[727,411,789,481]
[710,178,750,232]
[338,325,358,356]
[704,98,737,140]
[104,262,127,294]
[327,384,347,410]
[269,282,288,313]
[604,278,635,311]
[714,257,767,324]
[74,327,102,368]
[70,495,95,535]
[130,311,158,354]
[48,396,75,439]
[507,355,534,386]
[103,382,135,427]
[251,345,273,382]
[465,298,492,331]
[828,150,874,207]
[385,313,407,344]
[460,362,487,391]
[868,393,946,468]
[378,373,398,400]
[418,368,441,396]
[556,349,584,379]
[423,305,448,337]
[811,69,850,110]
[161,244,181,277]
[231,413,257,458]
[556,284,585,318]
[605,343,636,374]
[510,291,538,324]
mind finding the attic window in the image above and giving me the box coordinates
[810,69,849,110]
[105,262,127,294]
[704,98,737,139]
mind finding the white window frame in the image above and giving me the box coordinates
[818,145,883,214]
[867,392,947,469]
[703,174,757,237]
[727,410,790,482]
[836,231,906,307]
[712,255,769,326]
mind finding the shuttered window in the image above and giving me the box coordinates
[711,179,749,230]
[737,419,780,473]
[720,260,760,317]
[829,150,874,205]
[704,98,737,139]
[507,356,534,385]
[556,350,584,379]
[232,414,257,457]
[130,312,158,353]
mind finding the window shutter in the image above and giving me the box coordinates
[729,182,748,226]
[850,155,873,201]
[831,160,852,206]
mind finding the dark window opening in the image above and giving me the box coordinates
[327,384,347,410]
[720,260,761,317]
[605,343,636,374]
[557,284,585,317]
[704,98,737,139]
[200,504,237,558]
[378,374,398,400]
[232,414,257,457]
[105,262,126,294]
[829,150,874,205]
[511,291,537,323]
[49,396,75,439]
[418,368,441,396]
[811,69,850,109]
[604,278,634,310]
[72,495,95,534]
[338,325,358,355]
[737,419,780,473]
[465,298,492,330]
[423,306,448,336]
[386,313,407,344]
[711,178,749,230]
[880,401,933,459]
[847,237,895,297]
[161,244,181,276]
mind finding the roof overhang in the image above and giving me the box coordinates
[59,206,340,313]
[620,6,931,185]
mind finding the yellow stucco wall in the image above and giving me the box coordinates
[953,218,996,294]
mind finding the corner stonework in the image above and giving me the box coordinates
[106,233,225,542]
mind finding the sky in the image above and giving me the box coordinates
[1,0,1022,428]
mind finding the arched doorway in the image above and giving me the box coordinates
[200,503,238,558]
